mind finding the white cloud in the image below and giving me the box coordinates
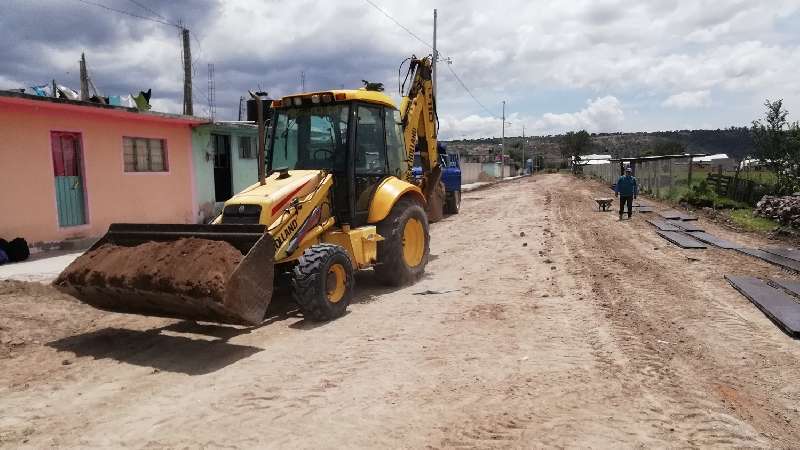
[662,90,712,109]
[440,95,624,139]
[534,96,625,133]
[5,0,800,134]
[149,97,183,115]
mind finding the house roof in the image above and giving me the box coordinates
[610,153,708,162]
[576,159,611,165]
[692,153,729,162]
[0,90,208,125]
[579,154,612,160]
[194,121,258,132]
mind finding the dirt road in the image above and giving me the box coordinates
[2,174,800,448]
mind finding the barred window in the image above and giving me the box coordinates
[123,137,167,172]
[239,136,256,159]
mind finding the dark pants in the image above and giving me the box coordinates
[619,196,633,218]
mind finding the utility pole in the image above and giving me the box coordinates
[79,53,89,101]
[182,27,193,116]
[432,8,437,98]
[500,100,506,180]
[300,71,306,91]
[520,125,525,173]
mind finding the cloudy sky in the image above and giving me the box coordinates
[3,0,800,139]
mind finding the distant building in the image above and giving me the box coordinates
[0,90,207,247]
[692,153,736,170]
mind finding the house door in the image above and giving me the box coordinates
[51,132,87,227]
[212,133,232,201]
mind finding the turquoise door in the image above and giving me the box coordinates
[51,132,87,227]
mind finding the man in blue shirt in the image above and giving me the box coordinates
[615,166,638,220]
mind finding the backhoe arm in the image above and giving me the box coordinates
[400,56,441,204]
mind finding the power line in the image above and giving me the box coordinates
[363,0,433,49]
[72,0,180,28]
[444,63,500,119]
[362,0,500,118]
[125,0,168,21]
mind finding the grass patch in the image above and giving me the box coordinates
[729,209,779,232]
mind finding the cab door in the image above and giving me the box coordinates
[352,104,388,225]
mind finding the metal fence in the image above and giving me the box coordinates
[636,157,694,199]
[582,157,701,199]
[582,158,775,205]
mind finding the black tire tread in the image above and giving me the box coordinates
[445,190,461,214]
[292,244,353,321]
[374,198,430,286]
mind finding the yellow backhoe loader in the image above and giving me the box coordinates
[55,56,444,325]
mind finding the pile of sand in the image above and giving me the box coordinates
[55,238,244,303]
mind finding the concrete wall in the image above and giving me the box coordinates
[461,162,482,184]
[0,98,198,245]
[461,162,515,184]
[192,124,261,223]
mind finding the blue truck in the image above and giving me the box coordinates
[413,142,461,214]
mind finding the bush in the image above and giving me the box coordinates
[678,180,748,209]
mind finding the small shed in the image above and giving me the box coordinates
[191,122,261,223]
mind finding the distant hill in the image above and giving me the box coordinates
[444,128,754,168]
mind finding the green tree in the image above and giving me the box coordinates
[561,130,591,172]
[751,99,800,193]
[642,140,686,157]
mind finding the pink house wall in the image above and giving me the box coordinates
[0,98,203,245]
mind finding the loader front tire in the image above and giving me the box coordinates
[375,198,430,286]
[292,244,354,321]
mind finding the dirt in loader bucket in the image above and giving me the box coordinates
[54,235,275,326]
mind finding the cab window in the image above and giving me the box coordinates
[385,108,406,178]
[355,105,386,174]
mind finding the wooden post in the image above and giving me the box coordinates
[256,95,266,185]
[668,158,673,190]
[182,28,193,116]
[655,160,660,198]
[687,156,693,188]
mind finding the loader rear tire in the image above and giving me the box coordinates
[445,190,461,214]
[292,244,354,321]
[375,198,430,286]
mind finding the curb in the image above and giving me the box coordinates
[462,175,528,193]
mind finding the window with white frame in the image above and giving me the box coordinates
[239,135,256,159]
[123,137,167,172]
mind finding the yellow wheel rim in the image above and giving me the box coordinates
[402,218,425,267]
[326,263,347,303]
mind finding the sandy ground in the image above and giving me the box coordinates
[2,174,800,448]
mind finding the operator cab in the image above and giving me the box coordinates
[268,90,407,226]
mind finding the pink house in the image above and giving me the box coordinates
[0,91,206,248]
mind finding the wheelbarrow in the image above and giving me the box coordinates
[595,198,614,211]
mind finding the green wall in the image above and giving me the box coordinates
[192,123,261,223]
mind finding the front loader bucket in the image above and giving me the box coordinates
[54,224,275,326]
